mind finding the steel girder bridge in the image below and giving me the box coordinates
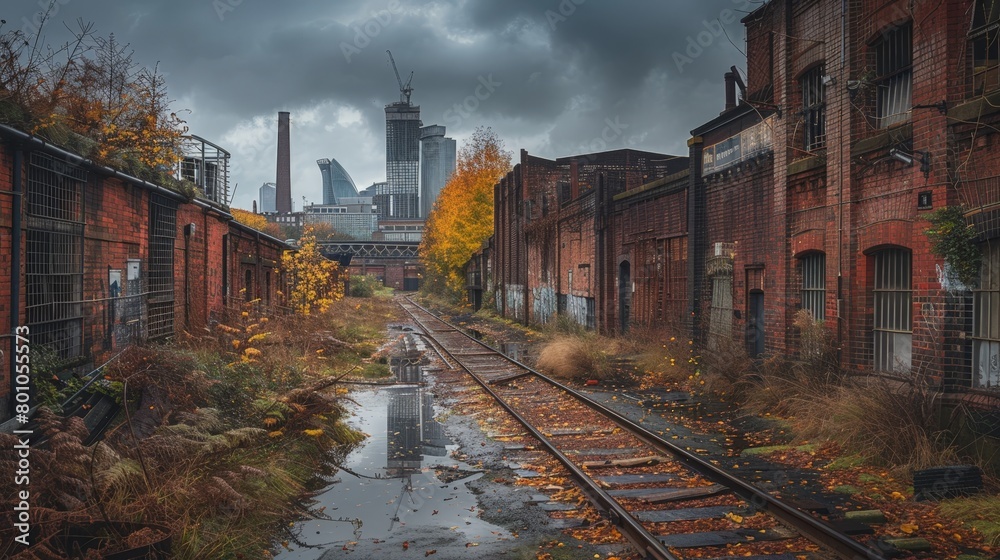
[319,241,420,265]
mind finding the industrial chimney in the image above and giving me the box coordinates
[276,111,292,214]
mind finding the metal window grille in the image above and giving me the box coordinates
[801,66,826,150]
[973,241,1000,389]
[970,0,1000,95]
[800,253,826,321]
[875,23,912,128]
[148,196,177,339]
[26,152,86,363]
[873,248,912,373]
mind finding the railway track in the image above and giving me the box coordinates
[399,297,890,560]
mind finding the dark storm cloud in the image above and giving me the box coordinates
[3,1,761,208]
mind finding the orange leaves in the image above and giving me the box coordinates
[421,127,511,298]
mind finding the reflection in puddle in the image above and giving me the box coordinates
[275,354,509,558]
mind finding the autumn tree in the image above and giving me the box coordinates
[230,207,284,238]
[420,127,511,300]
[0,9,186,171]
[281,229,343,314]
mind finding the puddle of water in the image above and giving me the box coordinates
[275,360,510,558]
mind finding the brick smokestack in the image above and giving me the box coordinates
[724,72,737,111]
[276,111,292,213]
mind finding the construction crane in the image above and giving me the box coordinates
[386,50,413,105]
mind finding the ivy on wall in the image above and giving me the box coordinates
[925,205,981,289]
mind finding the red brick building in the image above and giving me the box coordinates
[493,148,688,331]
[0,125,289,420]
[485,0,1000,393]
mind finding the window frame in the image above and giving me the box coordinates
[873,22,913,128]
[873,248,913,373]
[973,241,1000,389]
[800,252,826,322]
[800,65,826,150]
[970,0,1000,95]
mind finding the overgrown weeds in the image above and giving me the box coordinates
[1,296,402,559]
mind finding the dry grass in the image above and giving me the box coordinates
[782,375,959,472]
[535,335,610,381]
[1,297,401,559]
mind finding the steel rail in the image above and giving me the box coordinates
[399,299,678,560]
[402,297,890,560]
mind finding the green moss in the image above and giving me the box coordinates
[833,485,861,495]
[739,443,817,457]
[939,496,1000,547]
[361,363,392,379]
[825,454,867,470]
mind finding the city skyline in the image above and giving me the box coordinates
[3,2,752,212]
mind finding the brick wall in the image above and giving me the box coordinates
[0,136,289,418]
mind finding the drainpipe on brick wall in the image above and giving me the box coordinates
[184,223,192,329]
[8,149,23,420]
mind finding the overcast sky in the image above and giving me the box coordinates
[5,1,762,211]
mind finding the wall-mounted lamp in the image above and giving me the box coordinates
[822,75,836,86]
[888,148,931,178]
[888,148,913,166]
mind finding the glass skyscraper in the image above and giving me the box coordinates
[419,125,456,218]
[316,158,359,205]
[383,101,422,219]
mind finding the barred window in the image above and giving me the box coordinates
[148,196,177,339]
[26,152,86,363]
[873,248,912,373]
[800,253,826,321]
[971,0,1000,95]
[874,23,912,128]
[801,66,826,150]
[973,241,1000,389]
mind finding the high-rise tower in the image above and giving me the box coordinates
[275,111,292,214]
[317,158,359,205]
[383,102,422,219]
[419,124,456,218]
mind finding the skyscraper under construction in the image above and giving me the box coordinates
[382,101,421,219]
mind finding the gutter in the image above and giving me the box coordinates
[0,124,291,250]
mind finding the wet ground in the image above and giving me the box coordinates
[275,331,615,559]
[274,308,880,559]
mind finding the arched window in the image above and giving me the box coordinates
[873,248,912,372]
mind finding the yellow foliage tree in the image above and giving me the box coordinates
[0,18,185,170]
[420,127,511,299]
[231,208,285,238]
[281,230,343,314]
[230,208,268,230]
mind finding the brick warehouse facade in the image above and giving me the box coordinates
[493,149,688,331]
[483,0,1000,394]
[0,125,289,420]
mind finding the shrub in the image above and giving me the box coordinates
[535,335,609,381]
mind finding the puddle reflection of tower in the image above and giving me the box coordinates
[387,387,422,476]
[385,369,450,475]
